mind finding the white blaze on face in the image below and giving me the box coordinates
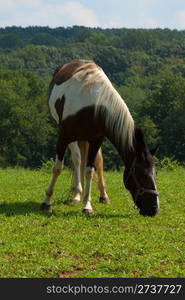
[152,166,160,211]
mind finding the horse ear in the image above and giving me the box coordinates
[134,128,146,160]
[134,128,145,145]
[150,144,160,156]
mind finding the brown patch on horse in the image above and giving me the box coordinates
[55,95,65,123]
[60,105,105,142]
[53,59,93,85]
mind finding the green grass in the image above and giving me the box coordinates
[0,167,185,278]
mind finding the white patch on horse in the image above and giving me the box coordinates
[49,84,65,123]
[84,200,93,211]
[83,166,94,212]
[68,142,82,203]
[49,77,95,124]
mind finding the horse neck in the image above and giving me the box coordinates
[106,130,134,164]
[93,79,134,163]
[100,108,134,163]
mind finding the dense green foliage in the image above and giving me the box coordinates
[0,167,185,277]
[0,26,185,168]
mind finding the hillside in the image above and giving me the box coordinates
[0,26,185,168]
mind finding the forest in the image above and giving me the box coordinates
[0,26,185,169]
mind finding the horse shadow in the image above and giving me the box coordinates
[0,200,132,219]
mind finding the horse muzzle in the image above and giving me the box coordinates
[139,194,160,217]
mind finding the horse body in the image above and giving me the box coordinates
[42,59,159,216]
[49,60,134,149]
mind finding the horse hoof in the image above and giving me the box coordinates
[82,208,94,214]
[40,203,52,212]
[72,198,81,204]
[99,196,110,204]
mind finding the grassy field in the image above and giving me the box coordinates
[0,166,185,278]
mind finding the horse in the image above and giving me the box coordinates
[67,141,109,204]
[40,59,159,216]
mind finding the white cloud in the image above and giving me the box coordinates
[136,16,159,29]
[62,1,99,27]
[0,0,184,29]
[0,0,39,10]
[0,0,100,28]
[100,0,160,29]
[176,10,185,28]
[137,0,156,7]
[104,15,159,29]
[0,0,14,11]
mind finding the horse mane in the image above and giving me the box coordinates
[73,62,135,151]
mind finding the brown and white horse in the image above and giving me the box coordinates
[41,59,159,216]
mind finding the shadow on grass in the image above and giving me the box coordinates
[0,201,133,219]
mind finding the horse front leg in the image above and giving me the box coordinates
[95,149,110,204]
[83,166,95,213]
[83,138,103,214]
[69,142,83,204]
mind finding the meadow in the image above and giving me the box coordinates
[0,166,185,278]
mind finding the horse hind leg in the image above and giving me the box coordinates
[40,135,67,211]
[95,148,110,204]
[40,155,63,211]
[69,142,83,204]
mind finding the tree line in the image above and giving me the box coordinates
[0,26,185,169]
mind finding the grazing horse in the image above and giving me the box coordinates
[68,141,109,204]
[41,59,159,216]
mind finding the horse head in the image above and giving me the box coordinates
[124,128,160,217]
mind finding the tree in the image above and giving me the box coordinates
[141,71,185,159]
[0,70,55,167]
[0,33,23,49]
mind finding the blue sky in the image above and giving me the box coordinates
[0,0,185,29]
